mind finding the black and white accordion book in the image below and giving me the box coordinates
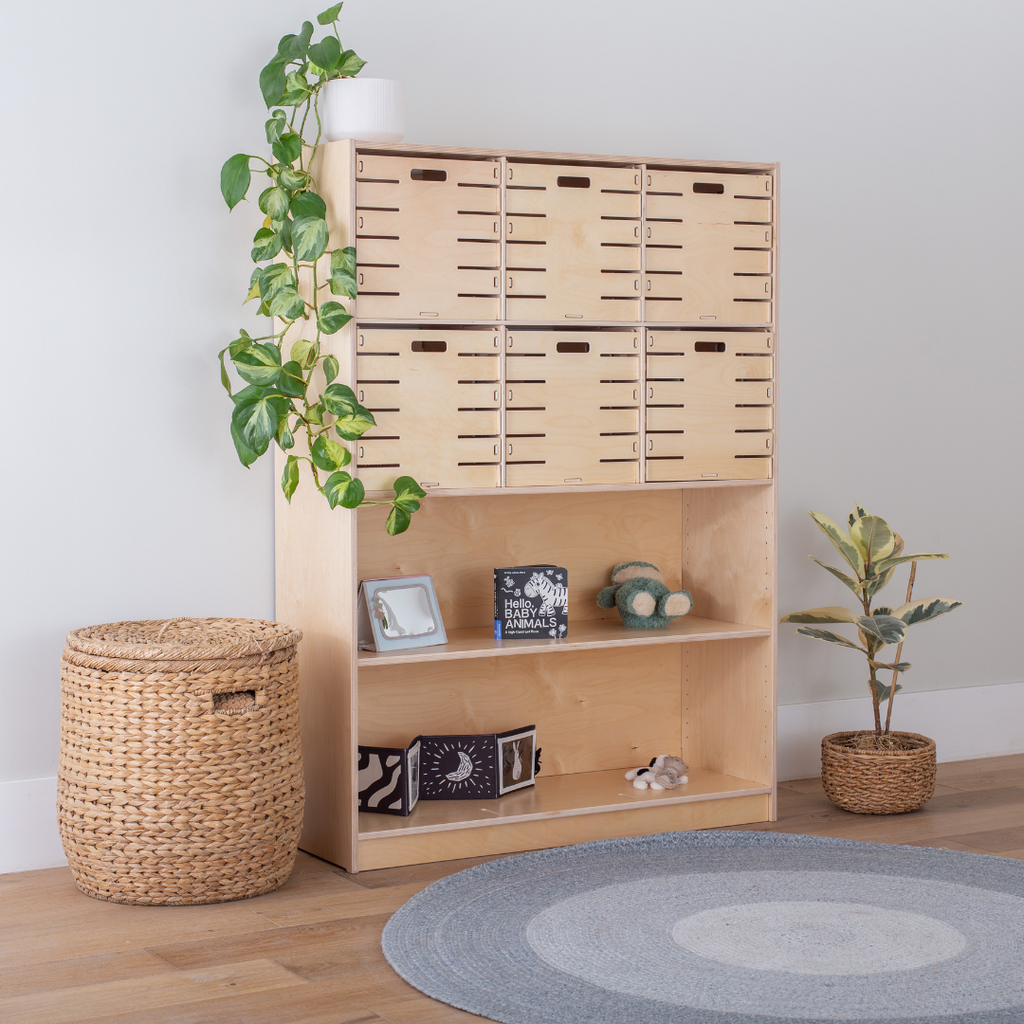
[494,565,568,640]
[416,726,537,800]
[357,741,421,816]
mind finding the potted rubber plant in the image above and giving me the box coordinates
[781,504,962,814]
[219,5,423,535]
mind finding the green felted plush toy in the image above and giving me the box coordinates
[597,561,693,628]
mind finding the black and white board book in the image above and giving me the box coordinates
[494,565,568,640]
[357,741,420,816]
[416,726,538,800]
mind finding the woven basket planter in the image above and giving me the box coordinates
[821,730,936,815]
[58,618,304,905]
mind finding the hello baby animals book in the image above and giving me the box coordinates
[494,565,568,640]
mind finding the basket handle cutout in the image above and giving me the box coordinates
[411,168,447,182]
[556,341,590,353]
[694,341,726,353]
[411,340,448,352]
[693,182,725,194]
[556,175,591,189]
[212,690,257,711]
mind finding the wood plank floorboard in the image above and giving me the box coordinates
[4,753,1024,1023]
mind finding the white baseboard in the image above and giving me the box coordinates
[5,681,1024,874]
[778,679,1024,781]
[0,776,67,875]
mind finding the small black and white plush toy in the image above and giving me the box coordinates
[597,561,693,628]
[625,754,690,790]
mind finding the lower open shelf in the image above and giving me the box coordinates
[355,767,773,870]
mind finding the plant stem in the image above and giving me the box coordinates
[883,561,917,735]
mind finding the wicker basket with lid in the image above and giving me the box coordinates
[58,617,304,905]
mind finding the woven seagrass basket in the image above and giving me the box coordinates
[821,730,936,815]
[58,617,304,905]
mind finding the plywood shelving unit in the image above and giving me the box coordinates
[275,142,778,872]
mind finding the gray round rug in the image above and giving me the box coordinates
[381,831,1024,1023]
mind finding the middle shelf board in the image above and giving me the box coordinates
[357,614,771,667]
[358,766,772,839]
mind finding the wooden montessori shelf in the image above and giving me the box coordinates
[357,614,770,668]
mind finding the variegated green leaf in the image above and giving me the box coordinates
[894,597,963,626]
[850,515,896,564]
[809,557,863,596]
[281,455,300,503]
[324,471,365,509]
[870,679,903,703]
[781,606,860,625]
[794,627,864,650]
[871,552,949,575]
[848,502,870,528]
[808,511,865,576]
[868,660,912,673]
[856,614,906,645]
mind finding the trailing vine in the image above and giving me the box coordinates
[219,4,424,535]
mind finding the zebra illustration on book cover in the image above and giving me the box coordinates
[494,565,569,639]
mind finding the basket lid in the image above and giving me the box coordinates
[64,617,302,661]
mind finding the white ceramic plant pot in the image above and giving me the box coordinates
[321,78,405,144]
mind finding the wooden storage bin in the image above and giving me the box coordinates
[355,327,501,490]
[646,330,774,482]
[506,163,641,322]
[644,170,773,324]
[505,330,641,486]
[355,154,501,320]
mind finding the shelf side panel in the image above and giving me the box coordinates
[682,484,774,628]
[279,140,360,871]
[684,636,774,787]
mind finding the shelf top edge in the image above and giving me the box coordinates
[356,619,773,668]
[341,139,778,174]
[352,319,776,330]
[358,479,775,500]
[357,783,775,839]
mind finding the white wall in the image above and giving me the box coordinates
[2,0,1022,868]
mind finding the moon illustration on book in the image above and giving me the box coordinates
[445,751,474,782]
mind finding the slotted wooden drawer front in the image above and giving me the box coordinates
[506,163,641,322]
[355,329,501,490]
[644,330,774,481]
[644,169,773,324]
[505,330,641,485]
[355,155,501,321]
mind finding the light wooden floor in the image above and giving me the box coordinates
[5,753,1024,1024]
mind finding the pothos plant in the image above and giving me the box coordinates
[218,5,424,535]
[781,504,962,739]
